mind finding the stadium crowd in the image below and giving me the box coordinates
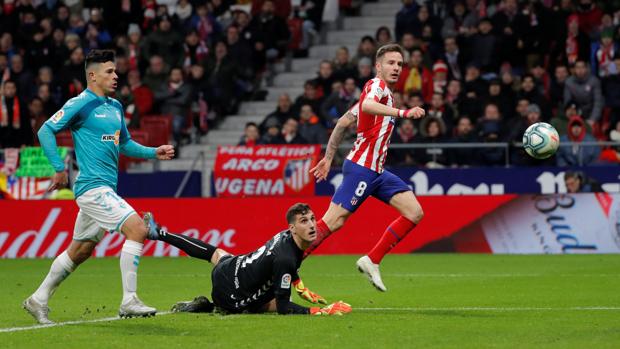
[244,0,620,167]
[0,0,619,168]
[0,0,324,149]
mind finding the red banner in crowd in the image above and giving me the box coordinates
[213,145,320,197]
[0,196,516,258]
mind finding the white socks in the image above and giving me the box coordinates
[32,251,76,304]
[120,240,143,304]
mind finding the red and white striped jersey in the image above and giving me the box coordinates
[346,78,395,173]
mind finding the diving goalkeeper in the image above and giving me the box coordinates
[144,203,351,315]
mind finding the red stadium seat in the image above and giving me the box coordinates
[119,130,150,171]
[140,115,172,147]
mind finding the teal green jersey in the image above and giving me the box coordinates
[38,88,156,198]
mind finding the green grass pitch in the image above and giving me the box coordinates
[1,254,619,348]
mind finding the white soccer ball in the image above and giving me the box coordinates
[522,122,560,159]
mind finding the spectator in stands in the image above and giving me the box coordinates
[260,118,284,145]
[549,65,569,109]
[117,84,140,128]
[182,30,209,72]
[0,79,32,148]
[59,47,86,99]
[353,35,376,67]
[124,24,145,72]
[321,77,358,128]
[333,46,356,81]
[9,54,34,101]
[478,102,503,132]
[313,60,336,99]
[189,3,221,46]
[29,97,48,142]
[442,36,465,81]
[143,55,169,93]
[250,0,291,83]
[355,57,373,90]
[475,119,505,166]
[400,48,432,100]
[591,29,618,78]
[261,93,295,134]
[518,74,551,120]
[550,101,592,136]
[468,18,498,73]
[143,15,184,69]
[375,26,393,47]
[416,116,449,168]
[576,0,603,36]
[298,104,327,145]
[293,80,322,118]
[427,92,454,134]
[484,79,515,122]
[50,28,69,71]
[409,4,440,41]
[281,118,307,145]
[564,60,604,128]
[448,116,476,167]
[225,25,254,80]
[564,15,591,66]
[238,122,260,146]
[556,116,600,166]
[206,40,241,119]
[441,1,478,40]
[463,63,487,101]
[388,118,417,166]
[395,0,417,41]
[37,83,58,118]
[564,170,603,193]
[114,55,130,88]
[154,67,192,146]
[400,32,418,62]
[444,79,464,118]
[127,69,154,120]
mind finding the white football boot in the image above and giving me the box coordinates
[119,295,157,318]
[22,296,54,324]
[356,256,387,292]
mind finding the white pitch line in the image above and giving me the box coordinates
[0,311,172,333]
[357,306,620,312]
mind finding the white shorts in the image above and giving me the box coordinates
[73,187,136,242]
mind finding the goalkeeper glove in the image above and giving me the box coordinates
[293,279,327,305]
[309,301,352,316]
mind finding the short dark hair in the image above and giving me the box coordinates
[376,43,404,61]
[245,122,258,129]
[85,49,116,71]
[286,203,311,224]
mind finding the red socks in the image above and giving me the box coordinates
[303,219,332,259]
[368,216,416,264]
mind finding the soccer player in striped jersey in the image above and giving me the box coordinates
[308,44,425,292]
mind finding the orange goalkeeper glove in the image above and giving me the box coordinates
[309,301,352,316]
[293,279,327,305]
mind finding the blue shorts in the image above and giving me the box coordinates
[332,160,411,212]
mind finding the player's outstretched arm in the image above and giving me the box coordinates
[310,109,357,182]
[361,97,425,119]
[293,278,327,305]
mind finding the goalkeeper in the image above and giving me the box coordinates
[145,203,351,316]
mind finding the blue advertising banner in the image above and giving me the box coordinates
[118,171,202,197]
[315,166,620,196]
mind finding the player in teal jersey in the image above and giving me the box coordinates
[23,50,175,324]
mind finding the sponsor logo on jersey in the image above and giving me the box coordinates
[101,130,120,145]
[50,110,64,123]
[351,197,358,206]
[95,113,106,118]
[281,273,291,289]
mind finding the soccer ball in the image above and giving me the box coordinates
[522,122,560,159]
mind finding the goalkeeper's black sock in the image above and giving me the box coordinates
[157,229,216,262]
